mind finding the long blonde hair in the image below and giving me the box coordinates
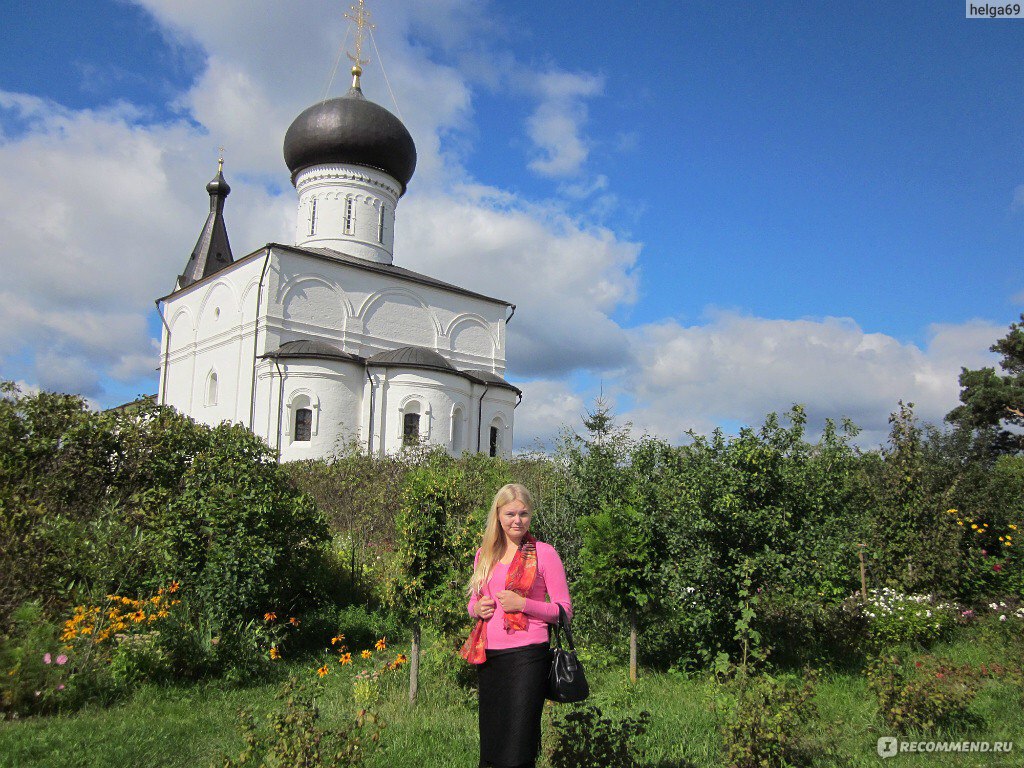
[466,483,535,597]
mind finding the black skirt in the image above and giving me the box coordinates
[477,641,552,768]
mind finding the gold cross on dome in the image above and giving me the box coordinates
[345,0,374,75]
[217,146,225,173]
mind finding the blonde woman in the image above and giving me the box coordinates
[460,483,573,768]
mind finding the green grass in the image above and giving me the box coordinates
[2,625,1022,768]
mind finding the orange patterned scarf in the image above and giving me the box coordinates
[459,533,538,665]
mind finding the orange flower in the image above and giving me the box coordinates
[289,617,300,627]
[361,650,372,659]
[395,653,408,667]
[339,652,352,665]
[264,612,277,622]
[317,664,329,678]
[131,611,146,623]
[374,637,387,651]
[270,646,281,660]
[168,581,180,594]
[331,634,346,646]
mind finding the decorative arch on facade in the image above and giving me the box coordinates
[278,274,355,319]
[197,279,241,326]
[446,313,498,358]
[168,306,197,346]
[357,288,443,348]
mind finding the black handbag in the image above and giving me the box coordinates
[547,604,589,703]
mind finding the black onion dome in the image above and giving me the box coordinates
[283,86,417,191]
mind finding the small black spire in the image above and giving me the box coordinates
[177,159,234,290]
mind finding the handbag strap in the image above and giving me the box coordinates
[551,604,577,652]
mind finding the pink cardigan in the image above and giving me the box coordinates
[466,540,573,650]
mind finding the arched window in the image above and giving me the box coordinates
[206,371,218,406]
[489,425,499,457]
[403,412,421,446]
[489,416,506,457]
[294,408,313,442]
[451,406,464,454]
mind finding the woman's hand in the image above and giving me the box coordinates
[495,590,526,613]
[475,596,496,620]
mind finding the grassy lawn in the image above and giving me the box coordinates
[2,626,1022,768]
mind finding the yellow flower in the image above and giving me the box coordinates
[1010,524,1018,530]
[317,664,329,678]
[339,653,353,665]
[270,646,281,660]
[361,650,372,659]
[957,521,964,526]
[131,611,146,623]
[1000,536,1005,541]
[947,508,957,514]
[375,637,387,651]
[169,581,180,594]
[395,653,408,667]
[971,524,978,530]
[264,612,277,622]
[331,634,346,646]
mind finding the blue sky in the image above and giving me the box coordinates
[1,1,1022,448]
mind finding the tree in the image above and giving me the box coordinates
[947,313,1024,453]
[385,460,470,704]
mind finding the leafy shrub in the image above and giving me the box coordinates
[717,670,820,768]
[217,676,384,767]
[759,590,868,669]
[0,602,72,717]
[865,653,983,733]
[861,588,959,650]
[546,703,651,768]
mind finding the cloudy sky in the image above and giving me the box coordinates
[2,1,1022,449]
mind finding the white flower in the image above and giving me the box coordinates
[1000,615,1007,622]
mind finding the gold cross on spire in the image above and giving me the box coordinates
[217,146,225,173]
[345,0,374,89]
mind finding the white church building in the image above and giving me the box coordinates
[156,59,520,462]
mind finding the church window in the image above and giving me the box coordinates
[344,198,354,234]
[489,425,499,457]
[403,412,420,446]
[377,204,386,243]
[206,371,218,406]
[309,198,317,236]
[294,408,313,442]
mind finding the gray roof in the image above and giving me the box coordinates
[283,86,417,192]
[177,167,234,289]
[262,339,364,364]
[277,243,513,306]
[367,345,456,372]
[460,369,522,394]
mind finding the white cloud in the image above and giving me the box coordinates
[400,186,641,376]
[613,312,1004,448]
[525,71,604,178]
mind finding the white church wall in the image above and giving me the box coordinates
[159,254,268,430]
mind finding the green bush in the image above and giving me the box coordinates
[717,670,820,768]
[0,384,332,684]
[217,676,384,767]
[0,602,72,717]
[866,653,983,733]
[862,588,959,650]
[546,703,651,768]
